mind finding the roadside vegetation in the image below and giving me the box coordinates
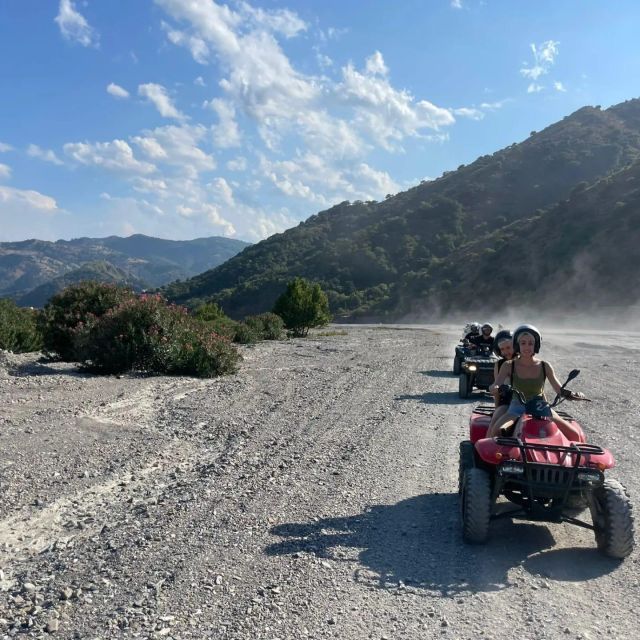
[273,277,331,337]
[0,277,331,376]
[0,299,43,353]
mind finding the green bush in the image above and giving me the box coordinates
[231,321,260,344]
[272,278,331,337]
[195,302,238,340]
[244,312,285,340]
[40,282,135,360]
[74,294,240,377]
[0,299,43,353]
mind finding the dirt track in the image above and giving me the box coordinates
[1,326,638,639]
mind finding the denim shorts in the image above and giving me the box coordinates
[507,397,526,417]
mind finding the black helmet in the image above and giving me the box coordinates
[493,329,513,357]
[481,323,493,334]
[513,324,541,354]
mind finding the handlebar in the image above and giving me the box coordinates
[497,385,591,408]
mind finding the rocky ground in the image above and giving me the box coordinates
[0,325,638,639]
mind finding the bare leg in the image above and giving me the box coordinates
[551,410,583,442]
[488,404,508,435]
[487,411,517,438]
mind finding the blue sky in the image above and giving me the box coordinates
[1,0,639,243]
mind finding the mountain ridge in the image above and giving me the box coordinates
[163,98,640,318]
[0,234,250,305]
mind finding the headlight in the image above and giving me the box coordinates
[466,364,477,371]
[500,462,524,475]
[577,470,602,482]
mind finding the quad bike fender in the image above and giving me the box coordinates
[470,414,491,443]
[475,438,522,465]
[475,429,616,470]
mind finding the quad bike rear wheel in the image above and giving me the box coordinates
[458,373,472,399]
[590,479,635,559]
[461,468,491,543]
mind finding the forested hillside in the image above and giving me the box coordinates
[164,99,640,319]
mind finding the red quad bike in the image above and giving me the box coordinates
[458,370,635,559]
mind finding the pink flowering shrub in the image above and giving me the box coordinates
[74,294,240,377]
[40,282,135,361]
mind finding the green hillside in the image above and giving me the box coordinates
[164,99,640,318]
[15,261,147,308]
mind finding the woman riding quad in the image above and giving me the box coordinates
[487,324,585,441]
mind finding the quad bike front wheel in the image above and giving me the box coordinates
[453,354,461,375]
[458,440,474,495]
[461,468,491,543]
[458,373,472,399]
[590,479,635,559]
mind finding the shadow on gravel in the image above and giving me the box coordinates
[523,547,621,581]
[8,363,90,378]
[418,370,453,378]
[266,493,618,597]
[396,392,479,405]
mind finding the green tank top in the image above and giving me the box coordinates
[511,361,546,401]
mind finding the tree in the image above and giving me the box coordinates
[273,278,331,337]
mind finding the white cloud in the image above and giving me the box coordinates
[554,81,567,92]
[157,0,454,160]
[238,2,307,38]
[0,186,64,241]
[164,25,210,64]
[107,83,130,99]
[132,177,169,196]
[138,83,185,120]
[0,186,58,211]
[0,142,13,153]
[27,144,64,165]
[208,176,234,206]
[337,55,454,150]
[316,52,333,69]
[0,163,11,179]
[132,124,215,173]
[479,99,509,110]
[453,107,485,120]
[54,0,98,47]
[194,76,206,87]
[520,40,560,92]
[64,139,156,174]
[226,156,247,171]
[157,0,319,129]
[365,51,388,76]
[131,136,168,160]
[206,98,241,148]
[451,0,463,8]
[260,152,399,206]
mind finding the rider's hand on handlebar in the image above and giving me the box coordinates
[562,389,588,401]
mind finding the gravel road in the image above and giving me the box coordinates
[1,325,638,639]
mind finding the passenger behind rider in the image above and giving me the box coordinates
[488,330,515,435]
[487,324,583,441]
[469,323,494,350]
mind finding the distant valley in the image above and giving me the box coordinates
[0,234,249,307]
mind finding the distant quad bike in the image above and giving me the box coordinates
[453,323,479,375]
[457,344,498,399]
[458,370,635,559]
